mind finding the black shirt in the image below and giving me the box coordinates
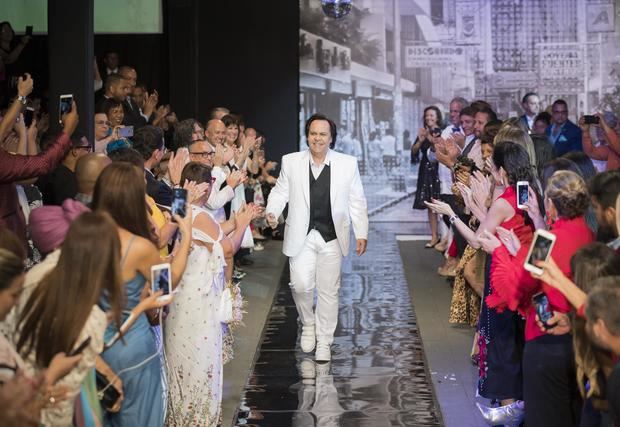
[35,164,77,206]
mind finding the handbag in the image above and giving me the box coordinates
[95,369,121,411]
[218,285,234,324]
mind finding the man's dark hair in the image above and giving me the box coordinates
[70,131,88,148]
[180,162,212,186]
[460,106,477,118]
[107,147,145,169]
[305,114,337,148]
[586,277,620,336]
[173,119,198,150]
[522,92,539,104]
[104,73,124,93]
[562,152,597,183]
[588,170,620,209]
[476,105,498,122]
[132,126,164,161]
[470,99,493,111]
[552,99,568,109]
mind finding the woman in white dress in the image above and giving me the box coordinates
[164,162,259,426]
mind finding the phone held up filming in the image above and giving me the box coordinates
[59,94,73,124]
[516,181,529,210]
[524,229,556,276]
[151,263,172,303]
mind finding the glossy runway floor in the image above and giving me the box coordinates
[234,222,442,426]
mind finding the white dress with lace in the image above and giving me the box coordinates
[164,205,226,426]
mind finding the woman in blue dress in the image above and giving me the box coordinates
[92,162,191,426]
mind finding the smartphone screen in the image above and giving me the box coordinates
[59,94,73,123]
[151,263,171,296]
[118,126,134,138]
[526,233,554,267]
[171,188,187,218]
[532,293,553,328]
[23,107,34,128]
[517,182,529,207]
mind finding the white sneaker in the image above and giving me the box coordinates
[315,342,331,362]
[300,325,316,353]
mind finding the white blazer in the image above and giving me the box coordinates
[266,149,368,257]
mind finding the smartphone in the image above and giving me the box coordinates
[171,188,187,219]
[23,107,34,128]
[431,127,442,137]
[524,229,557,275]
[59,94,73,123]
[69,336,91,356]
[532,293,554,329]
[25,26,33,37]
[118,126,134,138]
[583,115,600,125]
[151,263,171,298]
[516,181,529,209]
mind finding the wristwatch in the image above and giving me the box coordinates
[17,95,27,105]
[449,214,459,224]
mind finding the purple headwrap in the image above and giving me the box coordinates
[29,199,90,255]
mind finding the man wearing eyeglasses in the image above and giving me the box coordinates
[546,99,582,157]
[35,133,92,205]
[188,139,245,222]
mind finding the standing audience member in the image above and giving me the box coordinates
[412,106,443,248]
[547,99,582,156]
[519,92,541,132]
[580,111,620,172]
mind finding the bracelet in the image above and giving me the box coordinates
[17,95,27,105]
[449,214,459,224]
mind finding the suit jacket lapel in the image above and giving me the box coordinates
[329,151,337,207]
[302,150,310,207]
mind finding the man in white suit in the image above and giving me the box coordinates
[266,114,368,362]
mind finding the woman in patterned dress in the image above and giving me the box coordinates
[164,162,259,426]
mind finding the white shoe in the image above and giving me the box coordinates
[300,325,316,353]
[315,342,331,362]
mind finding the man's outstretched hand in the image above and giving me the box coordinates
[356,239,367,256]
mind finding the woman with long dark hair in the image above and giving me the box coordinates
[427,141,540,423]
[92,162,192,426]
[412,106,444,247]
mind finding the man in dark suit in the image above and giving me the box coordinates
[519,92,540,132]
[119,66,156,129]
[131,126,187,207]
[546,99,582,157]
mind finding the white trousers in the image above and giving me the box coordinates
[289,230,343,345]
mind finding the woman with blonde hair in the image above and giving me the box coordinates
[495,125,537,170]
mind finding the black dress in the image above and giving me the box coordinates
[412,137,441,210]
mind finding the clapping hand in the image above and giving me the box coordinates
[183,180,209,204]
[424,198,456,217]
[478,229,501,254]
[496,226,521,256]
[167,148,189,186]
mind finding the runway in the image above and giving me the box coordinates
[233,220,443,426]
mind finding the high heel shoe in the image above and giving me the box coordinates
[425,239,439,248]
[476,400,525,427]
[434,239,448,252]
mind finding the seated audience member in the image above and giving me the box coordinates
[92,162,191,426]
[0,75,78,245]
[589,170,620,243]
[580,111,620,172]
[94,112,113,153]
[35,132,92,206]
[484,170,594,426]
[74,153,111,206]
[96,98,131,153]
[585,278,620,424]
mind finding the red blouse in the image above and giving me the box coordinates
[488,216,594,341]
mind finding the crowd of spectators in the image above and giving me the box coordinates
[0,46,280,426]
[414,93,620,426]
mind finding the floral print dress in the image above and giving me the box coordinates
[164,206,226,426]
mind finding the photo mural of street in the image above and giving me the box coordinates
[299,0,620,219]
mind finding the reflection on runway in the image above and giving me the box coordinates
[234,223,441,426]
